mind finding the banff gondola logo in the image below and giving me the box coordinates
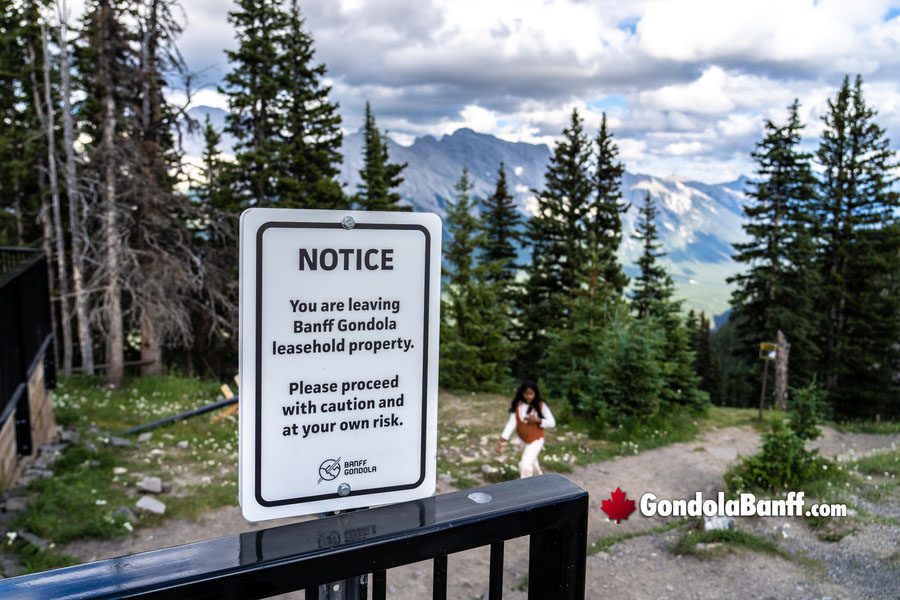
[318,457,341,483]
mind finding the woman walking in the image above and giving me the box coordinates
[496,381,555,478]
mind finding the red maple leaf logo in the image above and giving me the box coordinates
[601,487,636,523]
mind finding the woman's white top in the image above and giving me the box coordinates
[500,402,556,441]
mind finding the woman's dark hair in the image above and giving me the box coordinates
[509,380,543,418]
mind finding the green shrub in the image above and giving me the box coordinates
[789,378,829,441]
[724,418,831,494]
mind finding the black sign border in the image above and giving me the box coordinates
[254,221,432,507]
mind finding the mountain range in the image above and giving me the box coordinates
[186,106,749,318]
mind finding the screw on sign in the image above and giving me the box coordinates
[601,487,636,523]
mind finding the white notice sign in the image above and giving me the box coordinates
[238,208,441,521]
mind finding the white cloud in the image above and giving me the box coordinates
[457,105,497,133]
[637,67,792,116]
[663,141,709,156]
[636,0,894,70]
[617,138,647,161]
[717,114,762,138]
[149,0,900,184]
[165,88,230,112]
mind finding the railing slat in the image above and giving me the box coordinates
[489,542,504,599]
[433,554,447,600]
[372,570,387,600]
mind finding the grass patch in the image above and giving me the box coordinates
[6,375,241,572]
[510,574,528,592]
[5,537,78,574]
[833,421,900,434]
[702,406,776,431]
[806,513,857,542]
[850,448,900,477]
[14,443,136,543]
[588,519,692,555]
[671,528,790,560]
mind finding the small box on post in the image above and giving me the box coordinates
[239,208,442,521]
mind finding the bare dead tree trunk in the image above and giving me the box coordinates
[41,19,73,377]
[102,93,124,388]
[56,0,94,375]
[39,190,59,368]
[95,2,125,388]
[27,31,60,369]
[138,2,164,376]
[140,312,163,376]
[774,329,791,411]
[13,178,24,246]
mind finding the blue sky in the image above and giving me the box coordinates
[128,0,900,184]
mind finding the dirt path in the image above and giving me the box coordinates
[61,426,900,599]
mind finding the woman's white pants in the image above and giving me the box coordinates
[518,437,544,478]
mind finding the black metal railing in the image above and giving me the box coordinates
[0,248,55,455]
[0,246,36,275]
[0,474,588,599]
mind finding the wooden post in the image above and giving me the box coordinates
[758,358,770,421]
[774,330,791,411]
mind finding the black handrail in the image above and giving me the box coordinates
[0,474,588,599]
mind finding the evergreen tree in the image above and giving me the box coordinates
[542,302,662,424]
[356,101,408,211]
[221,0,344,209]
[528,108,593,301]
[814,75,900,417]
[480,162,521,287]
[728,100,820,390]
[189,114,240,375]
[631,192,706,410]
[220,0,285,208]
[274,0,345,209]
[0,0,43,246]
[517,109,592,374]
[694,312,722,405]
[588,113,629,299]
[631,192,668,318]
[440,168,508,390]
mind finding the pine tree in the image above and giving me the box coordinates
[694,312,722,405]
[274,0,345,209]
[480,162,521,287]
[814,75,900,417]
[588,113,629,299]
[189,114,240,375]
[517,109,592,374]
[440,168,508,390]
[631,192,706,409]
[728,100,820,390]
[0,0,43,246]
[528,108,593,301]
[222,0,344,209]
[220,0,285,208]
[631,192,668,318]
[356,101,408,211]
